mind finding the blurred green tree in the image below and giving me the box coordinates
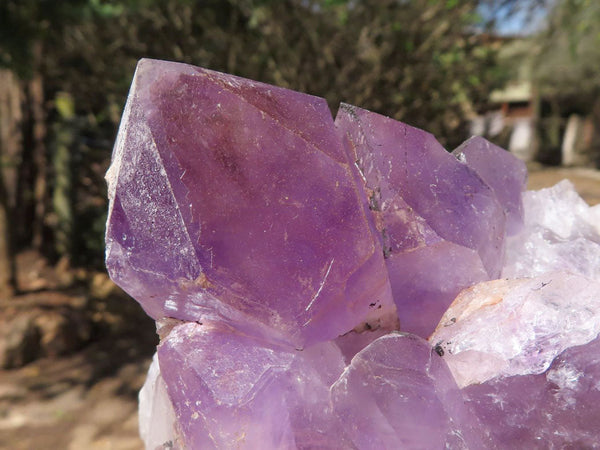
[525,0,600,162]
[532,0,600,100]
[0,0,92,292]
[0,0,518,289]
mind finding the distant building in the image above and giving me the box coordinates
[470,37,599,167]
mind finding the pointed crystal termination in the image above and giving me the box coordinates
[335,104,506,337]
[105,59,396,348]
[107,58,600,449]
[452,136,527,236]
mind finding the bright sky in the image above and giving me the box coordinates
[480,2,549,36]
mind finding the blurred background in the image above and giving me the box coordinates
[1,0,599,448]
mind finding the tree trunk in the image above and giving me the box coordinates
[0,168,16,296]
[0,69,21,295]
[28,73,48,252]
[52,93,75,260]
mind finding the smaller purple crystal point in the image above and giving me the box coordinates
[335,104,505,336]
[452,136,527,236]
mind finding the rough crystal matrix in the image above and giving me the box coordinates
[106,59,600,449]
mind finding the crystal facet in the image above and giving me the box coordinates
[452,135,527,236]
[330,333,492,449]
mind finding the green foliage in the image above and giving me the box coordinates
[88,0,125,17]
[532,0,600,102]
[0,0,90,76]
[0,0,514,267]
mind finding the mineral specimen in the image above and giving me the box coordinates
[105,59,600,449]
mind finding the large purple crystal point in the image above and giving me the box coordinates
[106,59,395,347]
[335,104,505,336]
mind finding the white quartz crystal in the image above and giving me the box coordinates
[139,353,179,450]
[429,271,600,388]
[503,180,600,279]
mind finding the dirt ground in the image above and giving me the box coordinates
[0,258,156,450]
[0,166,599,450]
[527,165,600,205]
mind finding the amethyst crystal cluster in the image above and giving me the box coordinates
[106,59,600,449]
